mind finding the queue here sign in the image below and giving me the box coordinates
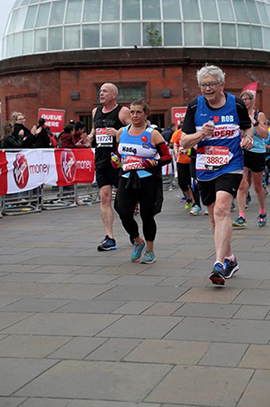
[171,106,187,126]
[38,108,65,134]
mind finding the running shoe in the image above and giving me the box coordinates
[204,207,209,216]
[180,195,187,202]
[131,240,146,262]
[231,201,236,211]
[257,213,267,227]
[232,216,247,228]
[185,200,193,210]
[189,204,202,216]
[97,235,117,251]
[140,249,156,264]
[209,262,225,286]
[224,255,239,279]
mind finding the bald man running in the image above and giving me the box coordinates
[90,83,131,251]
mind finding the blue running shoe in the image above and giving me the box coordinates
[257,213,267,227]
[97,235,117,251]
[131,241,145,262]
[224,255,239,279]
[140,249,156,264]
[209,262,225,286]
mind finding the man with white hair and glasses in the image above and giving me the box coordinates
[181,65,253,286]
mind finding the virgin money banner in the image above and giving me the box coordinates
[0,152,8,196]
[6,150,52,194]
[55,149,95,186]
[3,149,95,194]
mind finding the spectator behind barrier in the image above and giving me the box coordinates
[74,121,91,147]
[32,118,51,148]
[60,124,76,148]
[7,111,36,149]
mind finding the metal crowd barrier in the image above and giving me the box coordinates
[0,182,101,216]
[1,187,42,216]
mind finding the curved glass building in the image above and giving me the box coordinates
[3,0,270,59]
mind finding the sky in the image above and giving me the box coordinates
[0,1,13,59]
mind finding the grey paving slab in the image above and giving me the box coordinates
[96,285,189,302]
[0,398,26,407]
[0,312,33,331]
[176,287,242,304]
[232,305,270,319]
[146,365,254,406]
[67,402,161,407]
[198,343,249,367]
[16,360,172,402]
[42,283,116,300]
[54,299,126,314]
[0,273,55,283]
[109,275,166,286]
[0,282,65,298]
[173,303,240,318]
[233,289,270,305]
[1,313,121,337]
[112,301,154,315]
[64,274,120,284]
[21,256,129,267]
[97,315,183,339]
[239,344,270,369]
[0,335,71,358]
[0,358,57,396]
[29,265,82,274]
[86,338,142,361]
[0,298,21,309]
[143,302,183,316]
[48,337,107,360]
[19,399,72,407]
[165,317,270,344]
[1,299,71,313]
[124,339,209,365]
[237,370,270,407]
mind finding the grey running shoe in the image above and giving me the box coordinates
[224,255,239,279]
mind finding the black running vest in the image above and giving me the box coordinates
[93,105,124,169]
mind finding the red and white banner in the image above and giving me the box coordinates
[0,149,95,196]
[0,152,8,196]
[38,108,65,134]
[171,106,187,126]
[241,82,258,100]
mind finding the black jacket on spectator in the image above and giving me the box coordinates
[3,133,24,148]
[13,123,36,148]
[34,126,51,148]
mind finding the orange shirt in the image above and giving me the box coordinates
[170,129,191,164]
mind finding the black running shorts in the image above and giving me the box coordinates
[243,150,265,173]
[96,167,120,189]
[198,173,243,207]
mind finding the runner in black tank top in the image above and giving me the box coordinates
[89,83,131,251]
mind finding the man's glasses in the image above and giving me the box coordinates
[241,98,252,102]
[17,117,25,121]
[199,82,220,89]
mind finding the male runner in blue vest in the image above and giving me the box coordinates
[181,65,253,285]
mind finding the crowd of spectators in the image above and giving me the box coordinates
[0,112,90,149]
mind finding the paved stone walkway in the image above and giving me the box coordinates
[0,187,270,407]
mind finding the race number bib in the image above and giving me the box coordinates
[121,156,144,171]
[96,128,113,148]
[203,146,229,171]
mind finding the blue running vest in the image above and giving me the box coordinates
[118,125,158,178]
[195,94,244,181]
